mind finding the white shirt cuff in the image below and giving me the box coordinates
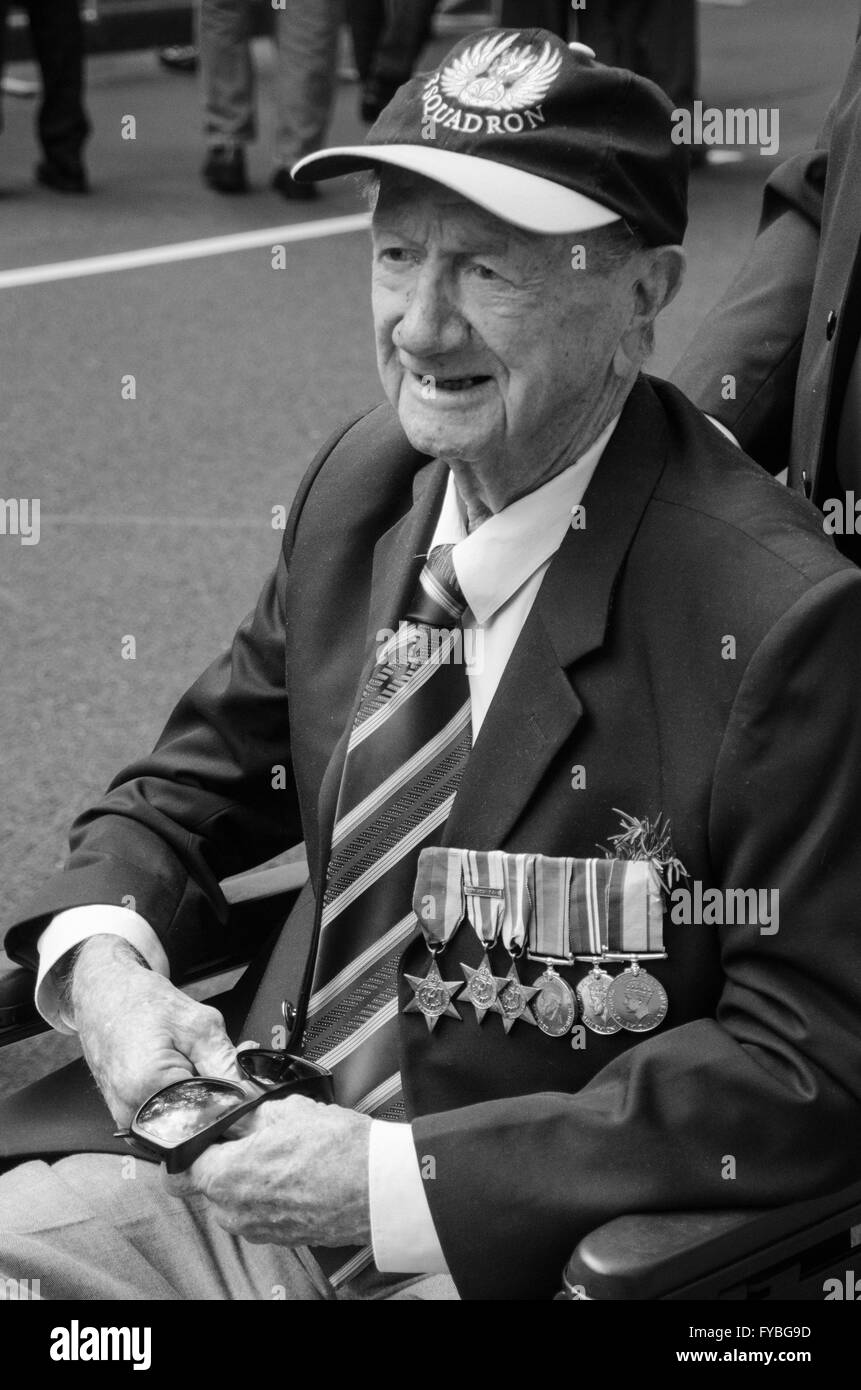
[36,906,169,1034]
[368,1120,449,1274]
[706,414,740,447]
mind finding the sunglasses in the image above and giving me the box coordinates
[114,1050,334,1173]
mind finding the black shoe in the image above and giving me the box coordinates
[360,78,400,123]
[271,168,318,201]
[36,160,89,194]
[158,46,199,74]
[202,145,248,194]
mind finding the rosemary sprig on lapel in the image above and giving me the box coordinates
[599,809,688,900]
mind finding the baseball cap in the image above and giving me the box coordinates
[293,28,688,244]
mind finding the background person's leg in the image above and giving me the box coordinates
[499,1,569,38]
[272,0,339,192]
[0,0,8,141]
[0,1153,334,1300]
[198,0,255,191]
[21,0,90,191]
[345,0,386,84]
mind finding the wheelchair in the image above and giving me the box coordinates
[2,850,860,1302]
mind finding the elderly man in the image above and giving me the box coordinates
[3,27,861,1303]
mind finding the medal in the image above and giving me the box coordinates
[576,964,621,1035]
[606,960,668,1033]
[460,958,509,1023]
[404,955,465,1032]
[602,856,668,1032]
[406,847,467,1031]
[532,964,578,1037]
[529,855,578,1037]
[572,857,621,1035]
[460,850,509,1022]
[498,854,538,1032]
[497,961,539,1033]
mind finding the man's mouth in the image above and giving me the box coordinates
[413,373,492,393]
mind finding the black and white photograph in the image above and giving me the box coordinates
[2,0,861,1349]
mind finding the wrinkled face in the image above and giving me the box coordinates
[371,173,638,484]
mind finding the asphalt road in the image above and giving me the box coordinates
[1,0,859,1087]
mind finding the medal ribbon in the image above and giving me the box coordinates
[603,859,664,954]
[463,849,506,946]
[527,855,665,958]
[501,853,534,955]
[532,855,574,960]
[412,846,466,949]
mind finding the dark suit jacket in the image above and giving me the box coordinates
[673,33,861,523]
[7,377,861,1300]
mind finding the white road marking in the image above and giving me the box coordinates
[0,213,372,291]
[39,515,273,527]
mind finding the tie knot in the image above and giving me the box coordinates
[405,543,467,627]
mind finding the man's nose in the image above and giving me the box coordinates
[394,268,468,359]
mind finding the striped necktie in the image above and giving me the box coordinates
[303,544,471,1287]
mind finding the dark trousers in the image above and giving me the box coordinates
[501,0,698,112]
[0,0,90,171]
[347,0,439,85]
[499,0,569,37]
[577,0,697,111]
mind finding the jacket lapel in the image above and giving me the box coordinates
[444,378,670,849]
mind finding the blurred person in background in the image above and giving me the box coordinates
[0,0,90,192]
[199,0,340,198]
[501,0,698,117]
[347,0,440,122]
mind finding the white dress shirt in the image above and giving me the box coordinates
[36,416,617,1274]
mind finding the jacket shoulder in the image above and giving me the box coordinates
[650,378,854,593]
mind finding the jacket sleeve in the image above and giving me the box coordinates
[671,90,837,473]
[412,569,861,1300]
[3,415,368,979]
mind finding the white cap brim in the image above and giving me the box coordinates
[292,144,620,235]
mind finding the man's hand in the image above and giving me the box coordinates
[166,1095,373,1248]
[67,934,241,1127]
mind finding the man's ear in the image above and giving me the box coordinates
[643,244,686,315]
[614,246,686,375]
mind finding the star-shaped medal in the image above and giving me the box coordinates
[404,957,464,1032]
[460,954,510,1024]
[497,961,540,1034]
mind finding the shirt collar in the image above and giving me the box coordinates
[430,416,619,624]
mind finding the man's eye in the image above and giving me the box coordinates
[377,247,415,266]
[468,263,502,282]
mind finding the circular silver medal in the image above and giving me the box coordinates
[576,966,622,1035]
[533,966,578,1038]
[606,965,668,1033]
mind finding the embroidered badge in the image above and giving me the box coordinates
[440,32,562,112]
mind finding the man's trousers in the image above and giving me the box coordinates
[0,1152,459,1300]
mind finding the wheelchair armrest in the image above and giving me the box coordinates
[560,1177,861,1299]
[0,851,310,1047]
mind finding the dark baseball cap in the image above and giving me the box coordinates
[293,28,687,244]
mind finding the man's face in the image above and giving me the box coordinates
[371,173,638,493]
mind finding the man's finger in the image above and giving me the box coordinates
[162,1140,231,1200]
[187,1025,243,1082]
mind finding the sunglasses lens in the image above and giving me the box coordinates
[135,1078,245,1146]
[238,1051,330,1090]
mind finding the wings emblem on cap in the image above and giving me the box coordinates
[440,33,562,113]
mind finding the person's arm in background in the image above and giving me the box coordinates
[671,68,843,474]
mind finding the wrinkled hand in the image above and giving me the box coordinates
[69,935,241,1127]
[165,1095,372,1248]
